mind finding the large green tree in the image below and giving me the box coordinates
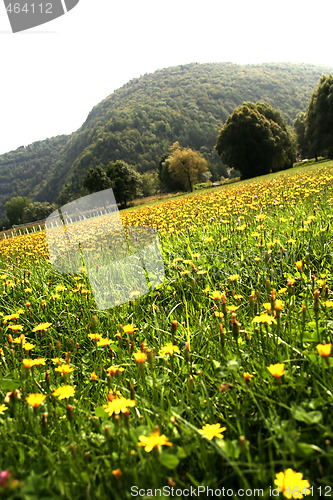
[215,102,295,179]
[83,165,112,194]
[106,161,142,208]
[305,74,333,159]
[167,142,210,192]
[5,196,31,226]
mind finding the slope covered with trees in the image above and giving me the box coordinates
[0,62,332,217]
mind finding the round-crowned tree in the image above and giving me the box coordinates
[215,102,295,179]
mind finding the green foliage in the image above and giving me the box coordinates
[106,161,142,208]
[167,142,210,192]
[5,196,31,226]
[305,74,333,159]
[0,63,331,216]
[83,165,112,194]
[215,102,295,179]
[294,112,308,158]
[139,171,160,197]
[22,201,57,224]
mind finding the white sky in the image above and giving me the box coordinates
[0,0,333,155]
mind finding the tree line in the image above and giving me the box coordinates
[2,74,332,228]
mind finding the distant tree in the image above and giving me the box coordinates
[106,161,142,208]
[158,154,183,192]
[5,196,31,226]
[294,112,308,159]
[305,74,333,159]
[167,142,210,192]
[140,171,159,197]
[83,165,112,194]
[22,201,57,223]
[215,102,295,179]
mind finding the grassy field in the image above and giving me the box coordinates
[1,160,333,499]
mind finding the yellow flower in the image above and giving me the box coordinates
[107,365,125,376]
[316,343,332,357]
[199,423,226,440]
[295,260,303,270]
[211,291,223,302]
[324,300,333,308]
[0,404,8,414]
[7,324,23,332]
[90,371,98,380]
[52,385,75,400]
[103,397,135,416]
[26,393,47,408]
[12,334,25,344]
[22,342,35,352]
[214,311,224,318]
[33,358,47,366]
[55,364,74,375]
[263,303,272,311]
[229,274,239,282]
[133,352,147,364]
[96,338,113,347]
[88,333,103,341]
[243,372,253,382]
[227,305,239,312]
[122,324,137,335]
[22,359,36,369]
[159,343,180,357]
[51,357,64,365]
[138,430,172,452]
[32,322,52,332]
[275,300,284,311]
[274,468,310,498]
[267,363,285,378]
[252,313,277,326]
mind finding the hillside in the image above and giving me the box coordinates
[0,61,332,217]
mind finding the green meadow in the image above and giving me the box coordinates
[1,161,333,499]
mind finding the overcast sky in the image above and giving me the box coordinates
[0,0,333,155]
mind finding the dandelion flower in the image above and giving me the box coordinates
[32,322,52,332]
[55,364,74,375]
[0,404,8,414]
[122,324,137,335]
[7,324,23,332]
[160,343,180,357]
[138,430,172,452]
[252,313,277,326]
[274,468,310,499]
[324,300,333,308]
[133,352,147,364]
[211,291,223,302]
[52,385,75,400]
[96,338,113,347]
[103,397,135,416]
[199,423,226,440]
[26,393,46,408]
[229,274,239,282]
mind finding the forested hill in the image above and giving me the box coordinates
[1,61,332,216]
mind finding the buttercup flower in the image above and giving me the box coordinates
[316,343,332,357]
[199,423,226,440]
[274,468,310,499]
[267,363,285,378]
